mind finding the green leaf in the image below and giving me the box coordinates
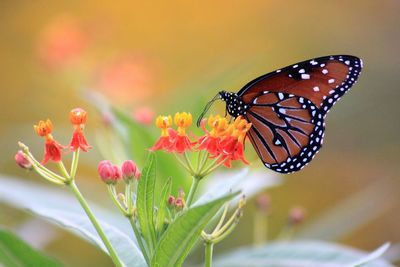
[212,241,394,267]
[137,152,157,255]
[0,229,63,267]
[155,177,172,236]
[0,175,147,267]
[151,191,239,267]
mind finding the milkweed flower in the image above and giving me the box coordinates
[197,115,229,156]
[69,108,91,152]
[219,116,252,167]
[34,119,65,164]
[150,115,173,151]
[169,112,193,153]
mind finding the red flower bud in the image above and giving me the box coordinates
[121,160,140,181]
[15,150,32,170]
[98,160,121,184]
[167,195,175,206]
[175,198,184,210]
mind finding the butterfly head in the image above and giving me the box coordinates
[219,90,247,118]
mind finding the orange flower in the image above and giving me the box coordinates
[69,108,91,152]
[197,115,229,156]
[219,117,252,167]
[169,112,193,153]
[150,115,174,151]
[34,119,65,164]
[34,119,53,137]
[69,108,87,125]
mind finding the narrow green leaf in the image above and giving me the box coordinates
[151,191,239,267]
[0,229,63,267]
[137,152,157,255]
[156,177,172,236]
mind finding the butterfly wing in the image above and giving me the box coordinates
[240,55,362,173]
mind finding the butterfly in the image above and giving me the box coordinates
[197,55,363,173]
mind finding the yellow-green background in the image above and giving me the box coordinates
[0,1,399,266]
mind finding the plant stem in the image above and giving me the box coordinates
[129,216,150,265]
[70,149,80,179]
[186,177,200,207]
[69,181,123,267]
[57,162,70,180]
[204,242,214,267]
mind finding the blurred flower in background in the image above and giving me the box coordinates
[92,54,157,105]
[36,15,89,70]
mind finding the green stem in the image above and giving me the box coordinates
[107,185,128,216]
[212,204,229,235]
[20,145,66,182]
[213,209,239,237]
[173,153,193,174]
[212,222,238,244]
[183,152,195,174]
[30,163,65,185]
[70,149,80,179]
[129,216,150,265]
[57,162,70,180]
[69,181,123,267]
[186,177,200,207]
[204,242,214,267]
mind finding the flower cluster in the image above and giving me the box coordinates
[15,108,92,185]
[150,112,252,169]
[24,108,92,166]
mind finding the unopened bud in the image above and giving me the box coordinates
[98,160,121,184]
[168,195,175,206]
[167,195,175,206]
[288,206,306,225]
[121,160,140,181]
[15,150,32,170]
[175,198,184,210]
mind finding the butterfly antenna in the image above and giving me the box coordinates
[196,93,220,127]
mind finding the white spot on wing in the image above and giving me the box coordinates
[313,86,320,92]
[301,74,310,79]
[328,79,335,84]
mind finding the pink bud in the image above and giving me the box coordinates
[288,206,306,225]
[98,160,118,184]
[175,198,184,209]
[121,160,140,181]
[112,165,122,182]
[167,195,175,206]
[15,150,32,170]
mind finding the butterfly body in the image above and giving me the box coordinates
[214,55,363,173]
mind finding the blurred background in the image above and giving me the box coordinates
[0,1,399,266]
